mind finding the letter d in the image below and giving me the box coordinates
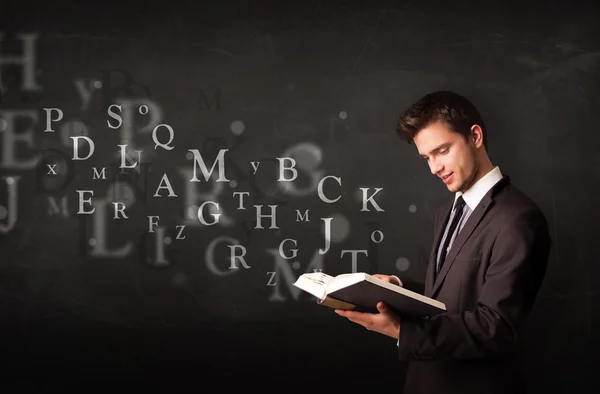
[71,136,95,160]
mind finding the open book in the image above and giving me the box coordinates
[293,272,446,317]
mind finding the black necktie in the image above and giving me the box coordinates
[437,196,466,273]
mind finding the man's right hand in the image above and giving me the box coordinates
[373,274,401,287]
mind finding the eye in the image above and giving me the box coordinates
[439,148,449,154]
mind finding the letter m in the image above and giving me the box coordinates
[296,209,309,222]
[199,89,222,111]
[93,167,106,179]
[48,196,68,217]
[188,149,229,182]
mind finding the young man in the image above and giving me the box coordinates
[335,91,552,394]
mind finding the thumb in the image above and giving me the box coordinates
[376,302,387,313]
[373,274,390,283]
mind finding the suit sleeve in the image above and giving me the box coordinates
[397,208,552,360]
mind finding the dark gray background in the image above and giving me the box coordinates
[1,0,598,392]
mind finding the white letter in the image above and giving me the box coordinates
[254,205,278,229]
[266,272,277,286]
[46,164,57,175]
[296,210,309,222]
[118,144,141,169]
[93,167,106,179]
[112,202,128,219]
[228,245,250,269]
[176,225,186,239]
[188,149,229,182]
[233,191,249,209]
[319,218,332,254]
[198,201,221,225]
[318,175,341,203]
[371,230,384,243]
[360,188,384,212]
[278,238,298,260]
[154,173,177,197]
[107,104,122,129]
[341,250,368,273]
[43,108,63,132]
[71,136,95,160]
[148,216,159,233]
[77,190,95,214]
[277,157,297,181]
[153,124,174,151]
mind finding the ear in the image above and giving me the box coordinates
[470,124,484,148]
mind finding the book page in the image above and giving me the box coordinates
[305,272,335,287]
[293,272,335,300]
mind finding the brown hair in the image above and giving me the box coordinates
[396,91,487,150]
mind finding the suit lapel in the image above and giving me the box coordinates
[430,175,511,297]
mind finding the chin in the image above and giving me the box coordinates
[446,182,460,193]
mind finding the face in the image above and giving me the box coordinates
[413,121,481,193]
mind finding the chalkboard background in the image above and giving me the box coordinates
[1,0,599,392]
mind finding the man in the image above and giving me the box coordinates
[335,91,552,394]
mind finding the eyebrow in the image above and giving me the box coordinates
[420,143,451,157]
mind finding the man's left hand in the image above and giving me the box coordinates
[335,302,401,339]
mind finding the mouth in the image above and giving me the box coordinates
[442,173,454,184]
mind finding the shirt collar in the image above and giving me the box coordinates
[455,166,503,210]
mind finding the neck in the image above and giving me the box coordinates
[473,160,495,185]
[460,157,494,194]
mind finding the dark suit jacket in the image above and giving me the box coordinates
[397,175,552,394]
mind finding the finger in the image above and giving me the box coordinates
[348,318,369,328]
[335,309,362,319]
[341,311,372,324]
[338,310,366,320]
[373,274,391,282]
[376,302,387,313]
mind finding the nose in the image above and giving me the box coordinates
[429,158,443,176]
